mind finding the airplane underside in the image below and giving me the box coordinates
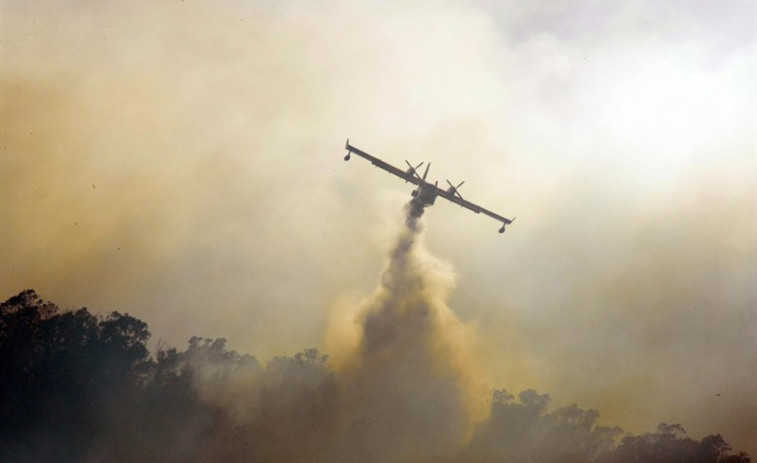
[411,184,437,206]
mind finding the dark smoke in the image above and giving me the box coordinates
[407,197,427,220]
[0,204,751,462]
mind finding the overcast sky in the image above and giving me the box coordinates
[2,0,755,455]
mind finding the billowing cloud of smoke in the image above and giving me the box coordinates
[331,200,483,461]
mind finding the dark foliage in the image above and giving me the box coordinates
[1,290,152,461]
[0,291,335,463]
[600,424,752,463]
[459,390,750,463]
[0,291,750,463]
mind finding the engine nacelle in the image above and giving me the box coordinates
[344,153,351,161]
[499,225,506,233]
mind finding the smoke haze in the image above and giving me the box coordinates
[2,0,755,456]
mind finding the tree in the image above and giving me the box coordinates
[0,291,153,462]
[600,424,752,463]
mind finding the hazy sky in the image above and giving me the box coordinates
[2,0,755,455]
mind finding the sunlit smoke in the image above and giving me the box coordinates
[329,200,484,462]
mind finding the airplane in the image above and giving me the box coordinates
[343,139,515,233]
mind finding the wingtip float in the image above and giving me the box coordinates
[344,139,515,234]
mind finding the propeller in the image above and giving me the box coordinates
[405,160,425,180]
[445,179,465,198]
[422,163,431,181]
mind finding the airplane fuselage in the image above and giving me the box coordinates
[411,182,438,206]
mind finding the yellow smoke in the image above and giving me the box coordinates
[326,203,487,461]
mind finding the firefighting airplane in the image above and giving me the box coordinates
[344,140,515,233]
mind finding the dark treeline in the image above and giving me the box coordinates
[0,290,750,463]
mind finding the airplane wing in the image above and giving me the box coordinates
[345,140,421,185]
[437,187,513,225]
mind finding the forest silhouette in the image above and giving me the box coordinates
[1,289,750,463]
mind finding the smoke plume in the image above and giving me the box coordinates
[331,200,483,461]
